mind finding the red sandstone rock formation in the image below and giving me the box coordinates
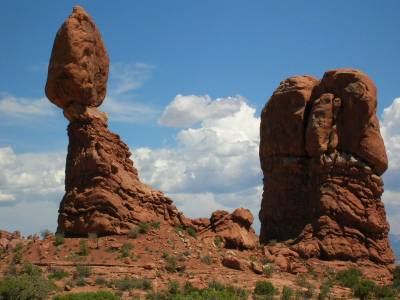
[259,69,394,271]
[193,208,258,250]
[45,7,188,236]
[45,6,258,245]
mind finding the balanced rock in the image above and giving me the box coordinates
[259,69,394,269]
[46,7,187,236]
[45,6,109,109]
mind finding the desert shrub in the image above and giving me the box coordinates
[75,277,87,286]
[21,261,42,277]
[78,240,89,256]
[263,263,274,277]
[168,280,180,294]
[151,221,161,230]
[187,227,197,238]
[95,276,107,286]
[214,236,223,248]
[353,279,376,300]
[281,285,293,300]
[201,255,213,265]
[253,280,275,299]
[120,242,133,258]
[12,242,24,264]
[138,222,149,234]
[164,255,178,273]
[48,268,69,280]
[295,275,315,299]
[54,233,65,246]
[0,270,54,299]
[128,227,140,239]
[373,283,397,299]
[146,280,247,300]
[75,265,91,278]
[318,279,333,300]
[54,291,120,299]
[112,277,152,291]
[335,268,362,288]
[393,266,400,289]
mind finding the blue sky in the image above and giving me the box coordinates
[0,1,399,236]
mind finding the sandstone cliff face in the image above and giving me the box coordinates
[259,69,394,268]
[46,7,187,236]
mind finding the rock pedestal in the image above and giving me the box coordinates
[46,7,186,236]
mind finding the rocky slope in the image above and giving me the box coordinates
[259,69,395,278]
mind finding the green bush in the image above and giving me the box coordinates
[353,279,376,300]
[281,285,293,300]
[48,268,69,280]
[138,222,149,234]
[168,280,180,294]
[0,272,54,299]
[263,263,274,277]
[295,275,315,299]
[254,280,275,298]
[54,291,120,300]
[128,227,140,239]
[54,233,65,246]
[201,255,213,265]
[336,268,362,288]
[214,236,223,248]
[187,227,197,238]
[393,266,400,289]
[120,242,133,258]
[112,277,152,291]
[318,279,332,300]
[95,276,107,286]
[151,221,161,230]
[146,281,247,300]
[78,240,89,256]
[164,255,178,273]
[373,284,397,299]
[75,265,91,278]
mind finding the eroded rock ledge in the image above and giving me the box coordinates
[259,69,394,273]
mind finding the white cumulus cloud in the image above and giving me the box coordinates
[0,93,54,118]
[134,94,263,222]
[158,94,246,128]
[0,147,65,205]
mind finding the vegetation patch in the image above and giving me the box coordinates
[147,280,248,300]
[0,262,54,300]
[111,277,152,291]
[54,291,120,300]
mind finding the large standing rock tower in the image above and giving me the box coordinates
[259,69,394,270]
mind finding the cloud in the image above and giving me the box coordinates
[382,190,400,235]
[102,95,158,123]
[99,62,158,123]
[0,147,65,207]
[0,200,59,234]
[0,192,15,203]
[0,93,54,118]
[381,98,400,173]
[158,94,246,127]
[109,62,155,95]
[133,94,262,223]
